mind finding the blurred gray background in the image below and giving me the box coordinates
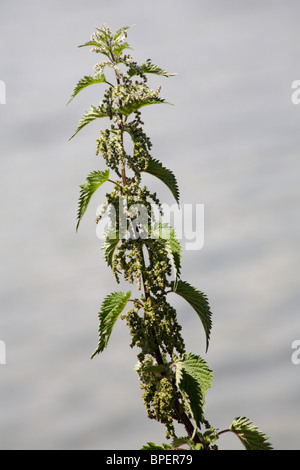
[1,0,300,450]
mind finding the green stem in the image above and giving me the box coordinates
[109,44,200,443]
[108,178,122,188]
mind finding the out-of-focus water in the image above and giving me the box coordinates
[1,0,300,449]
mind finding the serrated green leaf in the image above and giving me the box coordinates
[171,436,194,449]
[175,353,212,428]
[141,442,172,450]
[151,222,181,284]
[230,417,273,450]
[113,42,132,57]
[119,97,169,117]
[67,74,106,105]
[76,170,109,231]
[128,61,176,78]
[91,291,131,358]
[113,25,134,42]
[78,40,110,57]
[101,228,120,266]
[78,40,104,48]
[170,281,212,352]
[113,28,126,42]
[69,105,109,140]
[140,62,176,77]
[143,156,180,204]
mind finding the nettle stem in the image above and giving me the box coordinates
[69,24,273,451]
[137,228,200,440]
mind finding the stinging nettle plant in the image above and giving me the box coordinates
[68,24,273,450]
